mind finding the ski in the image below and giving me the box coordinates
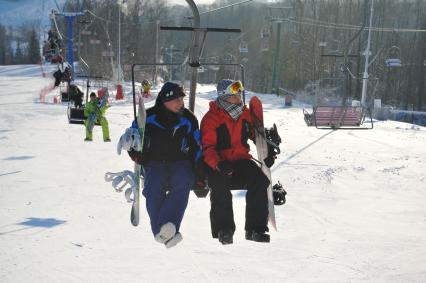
[249,96,277,231]
[131,94,146,226]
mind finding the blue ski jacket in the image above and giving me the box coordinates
[130,96,202,167]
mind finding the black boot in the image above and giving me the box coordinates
[245,230,270,243]
[218,230,233,245]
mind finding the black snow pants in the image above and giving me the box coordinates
[207,159,270,238]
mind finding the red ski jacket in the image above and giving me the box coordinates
[200,101,254,170]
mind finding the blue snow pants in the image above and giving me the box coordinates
[143,160,194,236]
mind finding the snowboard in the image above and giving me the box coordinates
[131,94,146,226]
[87,89,109,133]
[249,96,277,231]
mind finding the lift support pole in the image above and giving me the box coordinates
[160,0,241,112]
[54,11,87,80]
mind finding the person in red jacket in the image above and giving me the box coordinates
[200,79,274,245]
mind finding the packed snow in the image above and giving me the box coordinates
[1,64,426,282]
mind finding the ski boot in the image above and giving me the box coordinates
[245,230,270,243]
[218,230,233,245]
[155,222,176,244]
[164,232,183,249]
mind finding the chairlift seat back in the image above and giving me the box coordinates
[303,106,373,129]
[385,58,402,67]
[314,106,362,127]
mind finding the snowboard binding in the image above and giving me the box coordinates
[272,181,287,205]
[105,170,138,203]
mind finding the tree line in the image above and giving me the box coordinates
[7,0,426,110]
[0,24,40,65]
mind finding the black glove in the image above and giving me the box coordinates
[216,161,233,178]
[192,179,209,198]
[264,143,277,168]
[264,123,281,168]
[272,182,287,205]
[127,149,143,165]
[264,155,276,168]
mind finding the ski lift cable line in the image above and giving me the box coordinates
[86,0,253,28]
[53,0,62,12]
[86,9,133,26]
[288,16,424,32]
[159,0,253,25]
[295,16,364,29]
[199,0,253,16]
[51,11,95,42]
[287,18,426,33]
[87,8,175,27]
[52,12,64,40]
[86,9,112,24]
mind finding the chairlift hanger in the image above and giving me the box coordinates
[160,26,241,67]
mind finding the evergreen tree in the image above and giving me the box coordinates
[27,29,40,64]
[6,46,14,65]
[0,24,6,65]
[14,40,24,64]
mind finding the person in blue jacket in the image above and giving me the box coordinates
[127,82,202,248]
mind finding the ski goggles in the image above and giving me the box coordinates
[225,80,244,95]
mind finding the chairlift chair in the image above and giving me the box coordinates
[329,39,341,55]
[260,40,269,52]
[90,39,101,45]
[239,41,249,53]
[291,40,300,48]
[67,82,86,124]
[302,77,373,129]
[303,105,373,129]
[385,46,402,68]
[68,77,106,125]
[68,103,85,124]
[260,26,270,38]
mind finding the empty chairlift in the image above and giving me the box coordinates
[239,41,249,53]
[385,46,402,68]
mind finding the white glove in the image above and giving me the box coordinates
[116,127,141,155]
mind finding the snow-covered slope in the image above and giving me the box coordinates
[0,64,426,282]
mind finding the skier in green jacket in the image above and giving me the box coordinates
[84,92,111,142]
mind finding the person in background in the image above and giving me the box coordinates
[141,79,152,98]
[84,92,110,142]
